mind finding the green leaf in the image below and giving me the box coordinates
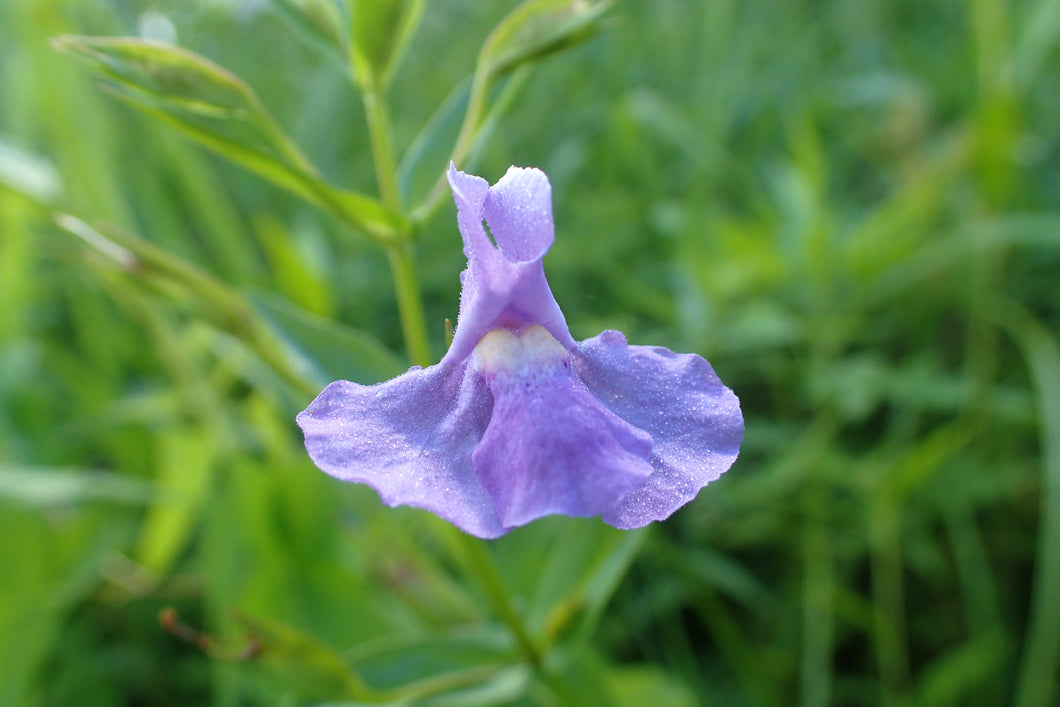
[52,36,408,243]
[477,0,613,81]
[410,0,611,222]
[54,214,366,396]
[349,0,425,91]
[417,665,529,707]
[249,292,406,386]
[1012,0,1060,89]
[270,0,348,56]
[538,643,625,705]
[915,630,1005,707]
[490,518,645,647]
[0,501,137,706]
[402,68,531,219]
[0,137,63,208]
[0,467,152,507]
[605,665,699,707]
[55,213,252,328]
[135,428,215,576]
[257,216,335,318]
[399,78,471,204]
[1003,305,1060,707]
[343,627,521,702]
[235,612,371,701]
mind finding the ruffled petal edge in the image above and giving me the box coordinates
[573,330,743,529]
[296,363,507,539]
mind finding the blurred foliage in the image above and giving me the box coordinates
[2,0,1060,705]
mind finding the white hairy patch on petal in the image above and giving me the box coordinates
[471,324,568,377]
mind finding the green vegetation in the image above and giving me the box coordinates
[2,0,1058,704]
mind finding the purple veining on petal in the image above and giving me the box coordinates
[296,363,506,539]
[573,330,744,529]
[469,325,652,530]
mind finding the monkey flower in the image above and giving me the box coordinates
[297,164,743,538]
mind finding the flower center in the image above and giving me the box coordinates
[471,324,568,377]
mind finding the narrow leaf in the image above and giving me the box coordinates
[249,292,405,386]
[52,36,407,243]
[411,0,611,222]
[136,428,214,576]
[236,612,372,701]
[477,0,613,81]
[915,631,1005,707]
[0,467,152,507]
[350,0,425,90]
[54,215,319,396]
[606,665,699,707]
[0,138,63,208]
[1004,305,1060,707]
[271,0,348,56]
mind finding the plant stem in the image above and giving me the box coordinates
[362,85,432,365]
[800,480,833,707]
[449,530,540,666]
[1002,304,1060,707]
[363,76,534,666]
[363,89,402,212]
[870,497,910,707]
[387,245,432,367]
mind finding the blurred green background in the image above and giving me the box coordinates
[2,0,1059,705]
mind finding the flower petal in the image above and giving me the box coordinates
[296,363,506,538]
[446,163,497,266]
[573,331,744,529]
[483,166,554,263]
[472,354,653,530]
[444,164,575,366]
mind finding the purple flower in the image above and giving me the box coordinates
[297,165,743,538]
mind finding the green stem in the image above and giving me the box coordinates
[363,89,402,212]
[387,245,432,367]
[1001,304,1060,707]
[870,497,911,707]
[448,529,540,665]
[800,480,833,707]
[362,85,432,366]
